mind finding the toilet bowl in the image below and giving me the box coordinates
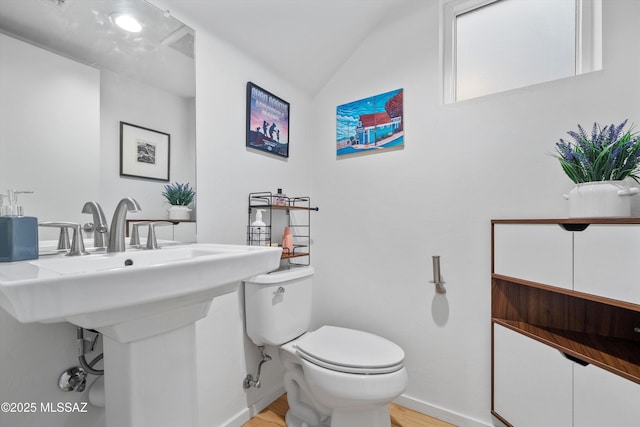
[244,266,408,427]
[282,326,408,427]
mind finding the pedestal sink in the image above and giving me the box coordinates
[0,243,282,427]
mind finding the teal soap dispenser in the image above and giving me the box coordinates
[0,190,39,262]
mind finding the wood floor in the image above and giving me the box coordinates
[242,394,456,427]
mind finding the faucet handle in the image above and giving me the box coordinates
[146,221,173,250]
[129,221,151,247]
[39,222,88,256]
[39,222,72,250]
[55,225,73,250]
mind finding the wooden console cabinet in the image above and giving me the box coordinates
[491,219,640,427]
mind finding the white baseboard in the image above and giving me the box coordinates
[224,390,493,427]
[222,386,286,427]
[248,386,286,418]
[216,409,250,427]
[394,394,493,427]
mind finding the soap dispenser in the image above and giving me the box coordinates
[0,190,39,262]
[250,209,269,246]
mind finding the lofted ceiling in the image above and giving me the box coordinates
[0,0,424,98]
[156,0,424,96]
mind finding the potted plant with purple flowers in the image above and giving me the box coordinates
[553,119,640,217]
[161,182,195,220]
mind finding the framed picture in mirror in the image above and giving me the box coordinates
[120,121,170,181]
[246,82,290,158]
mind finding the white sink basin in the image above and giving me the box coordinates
[0,243,281,341]
[0,242,282,427]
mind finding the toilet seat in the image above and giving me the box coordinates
[293,326,405,374]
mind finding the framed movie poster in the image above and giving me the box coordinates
[246,82,290,158]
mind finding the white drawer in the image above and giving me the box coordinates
[493,224,572,290]
[493,324,573,427]
[574,363,640,427]
[574,225,640,304]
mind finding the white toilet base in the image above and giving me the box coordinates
[285,406,390,427]
[330,405,391,427]
[285,410,330,427]
[280,334,405,427]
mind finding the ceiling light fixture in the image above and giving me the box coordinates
[114,14,142,33]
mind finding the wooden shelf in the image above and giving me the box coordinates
[281,252,309,260]
[492,277,640,384]
[273,205,318,211]
[249,193,318,212]
[250,204,318,212]
[492,274,640,312]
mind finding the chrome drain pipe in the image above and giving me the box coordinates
[58,328,104,392]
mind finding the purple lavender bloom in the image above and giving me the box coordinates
[614,119,628,140]
[575,152,590,167]
[554,119,640,183]
[555,141,572,160]
[577,124,588,141]
[612,145,623,163]
[567,130,581,143]
[606,123,616,142]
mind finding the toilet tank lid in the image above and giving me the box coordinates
[294,326,405,371]
[244,265,314,285]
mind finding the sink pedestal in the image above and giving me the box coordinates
[96,300,214,427]
[102,322,199,427]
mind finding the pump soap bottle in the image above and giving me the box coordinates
[0,190,39,262]
[250,209,268,246]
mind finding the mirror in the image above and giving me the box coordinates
[0,0,196,242]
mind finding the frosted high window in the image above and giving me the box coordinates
[442,0,602,102]
[456,0,575,100]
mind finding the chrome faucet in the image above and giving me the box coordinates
[82,201,108,249]
[107,198,141,253]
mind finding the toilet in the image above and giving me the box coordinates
[244,266,408,427]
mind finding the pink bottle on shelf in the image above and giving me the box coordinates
[281,226,293,256]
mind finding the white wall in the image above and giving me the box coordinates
[188,25,314,427]
[0,34,105,427]
[310,1,640,426]
[99,70,196,222]
[0,33,100,239]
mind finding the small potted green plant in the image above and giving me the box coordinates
[553,120,640,217]
[161,182,195,220]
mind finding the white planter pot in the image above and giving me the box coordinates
[168,205,192,220]
[565,181,639,218]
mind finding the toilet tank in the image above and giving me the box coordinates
[244,266,314,346]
